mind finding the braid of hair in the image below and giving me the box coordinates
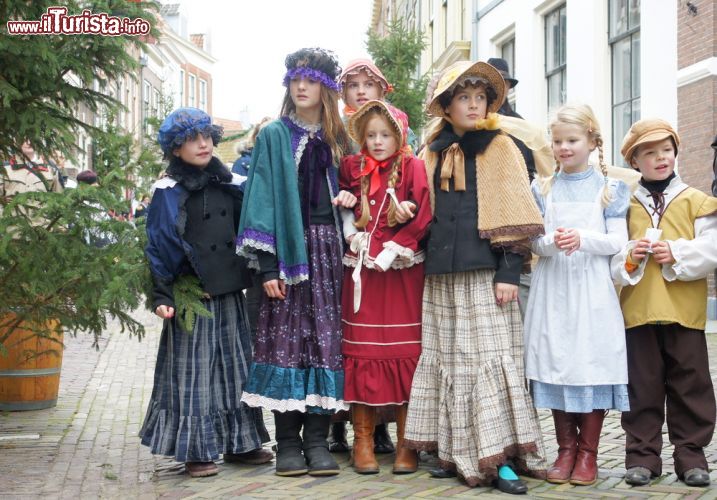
[354,157,371,229]
[595,136,612,207]
[540,159,561,197]
[386,155,402,227]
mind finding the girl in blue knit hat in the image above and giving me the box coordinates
[140,107,273,478]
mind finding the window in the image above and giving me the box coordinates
[125,80,131,128]
[179,70,185,106]
[442,0,448,49]
[143,80,150,134]
[610,0,640,165]
[501,38,516,110]
[429,20,434,67]
[545,4,566,110]
[199,79,207,111]
[189,74,196,107]
[429,0,434,66]
[118,81,124,127]
[152,88,160,118]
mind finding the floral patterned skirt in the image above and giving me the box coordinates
[241,224,348,414]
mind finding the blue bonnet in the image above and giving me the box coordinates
[157,107,223,158]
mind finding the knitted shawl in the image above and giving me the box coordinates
[236,119,340,284]
[423,125,544,257]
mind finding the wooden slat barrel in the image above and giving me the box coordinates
[0,318,63,411]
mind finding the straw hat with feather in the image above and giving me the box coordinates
[426,60,506,118]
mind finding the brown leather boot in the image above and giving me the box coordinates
[351,404,379,474]
[547,410,578,483]
[392,404,418,474]
[570,410,606,485]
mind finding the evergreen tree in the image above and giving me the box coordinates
[1,1,157,160]
[0,115,165,352]
[367,20,428,132]
[0,1,161,350]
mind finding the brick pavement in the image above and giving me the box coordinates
[1,313,717,499]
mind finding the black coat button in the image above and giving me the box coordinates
[210,244,217,251]
[221,209,227,216]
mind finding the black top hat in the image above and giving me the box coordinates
[487,58,518,88]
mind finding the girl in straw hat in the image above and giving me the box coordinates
[236,48,351,477]
[403,60,547,493]
[338,100,431,475]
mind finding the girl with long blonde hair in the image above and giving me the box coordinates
[524,103,631,486]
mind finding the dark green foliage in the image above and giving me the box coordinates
[367,20,429,132]
[172,276,214,334]
[0,0,158,160]
[0,170,149,348]
[0,1,199,350]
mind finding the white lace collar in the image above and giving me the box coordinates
[288,111,322,134]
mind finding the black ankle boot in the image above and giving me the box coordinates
[274,411,308,476]
[373,423,395,454]
[303,413,340,476]
[328,421,350,452]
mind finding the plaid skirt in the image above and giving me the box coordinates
[139,291,270,462]
[404,270,547,486]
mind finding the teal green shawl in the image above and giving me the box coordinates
[237,119,340,284]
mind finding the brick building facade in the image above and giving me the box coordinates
[676,0,716,194]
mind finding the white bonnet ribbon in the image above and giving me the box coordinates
[350,232,370,313]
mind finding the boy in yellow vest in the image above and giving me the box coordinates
[611,118,717,487]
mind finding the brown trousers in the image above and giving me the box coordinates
[622,323,716,476]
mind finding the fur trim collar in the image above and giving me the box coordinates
[429,124,501,157]
[166,156,232,191]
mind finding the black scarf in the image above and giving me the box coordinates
[166,156,232,191]
[429,124,501,158]
[640,172,676,217]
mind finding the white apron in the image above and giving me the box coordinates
[524,189,628,386]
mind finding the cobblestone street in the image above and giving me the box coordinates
[2,310,717,499]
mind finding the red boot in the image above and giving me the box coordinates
[570,410,606,485]
[547,410,578,483]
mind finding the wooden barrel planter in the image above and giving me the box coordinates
[0,318,63,411]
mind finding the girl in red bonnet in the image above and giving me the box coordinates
[335,100,431,474]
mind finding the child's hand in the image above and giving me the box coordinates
[332,190,358,208]
[555,227,581,255]
[629,238,652,262]
[494,282,518,306]
[394,201,416,224]
[155,305,175,319]
[650,240,675,265]
[373,262,387,272]
[263,279,287,300]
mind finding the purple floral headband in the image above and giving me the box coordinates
[283,67,340,93]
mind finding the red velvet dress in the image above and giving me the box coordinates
[339,154,431,405]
